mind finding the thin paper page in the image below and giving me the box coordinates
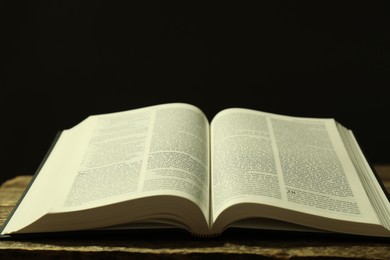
[210,108,379,225]
[53,104,210,221]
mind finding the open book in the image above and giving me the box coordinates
[1,103,390,238]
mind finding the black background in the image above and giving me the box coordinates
[1,1,390,185]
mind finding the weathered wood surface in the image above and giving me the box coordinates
[0,165,390,259]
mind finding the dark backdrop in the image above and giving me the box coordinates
[1,1,389,184]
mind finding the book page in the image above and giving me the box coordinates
[61,107,154,208]
[140,104,210,216]
[58,103,210,215]
[2,103,210,234]
[210,108,380,227]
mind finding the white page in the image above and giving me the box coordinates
[210,108,380,226]
[1,103,211,234]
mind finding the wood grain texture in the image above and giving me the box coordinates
[1,166,390,259]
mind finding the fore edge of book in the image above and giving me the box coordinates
[352,130,390,202]
[0,131,63,237]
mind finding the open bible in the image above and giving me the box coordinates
[1,103,390,238]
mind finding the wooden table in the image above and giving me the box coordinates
[1,165,390,259]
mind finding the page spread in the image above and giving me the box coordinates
[2,103,390,237]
